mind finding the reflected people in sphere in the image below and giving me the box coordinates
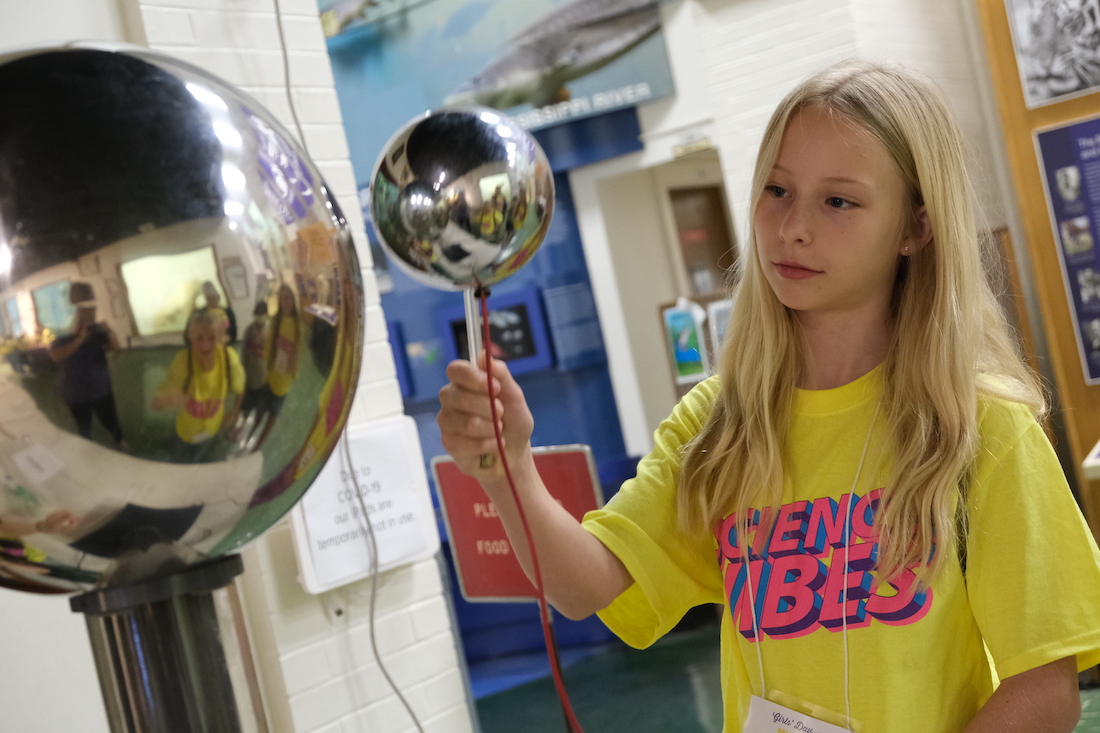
[194,280,237,344]
[240,300,271,420]
[48,302,126,451]
[0,46,365,590]
[244,283,302,449]
[151,310,245,463]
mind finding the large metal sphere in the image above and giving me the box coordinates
[0,44,363,591]
[369,107,554,291]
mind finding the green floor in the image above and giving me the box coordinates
[474,624,1100,733]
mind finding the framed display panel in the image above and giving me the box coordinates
[977,0,1100,530]
[1034,115,1100,384]
[432,444,603,602]
[436,287,554,375]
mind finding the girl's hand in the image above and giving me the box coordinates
[438,353,533,481]
[37,510,81,534]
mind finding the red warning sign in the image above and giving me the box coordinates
[432,445,603,602]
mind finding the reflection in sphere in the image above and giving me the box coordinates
[0,45,363,592]
[370,107,554,291]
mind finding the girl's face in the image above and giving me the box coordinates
[190,324,218,358]
[278,288,294,313]
[753,106,920,326]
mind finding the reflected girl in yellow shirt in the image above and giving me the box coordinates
[153,311,245,463]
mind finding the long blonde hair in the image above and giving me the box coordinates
[678,60,1044,582]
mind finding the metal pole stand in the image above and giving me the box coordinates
[71,554,269,733]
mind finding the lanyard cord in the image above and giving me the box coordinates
[744,397,882,731]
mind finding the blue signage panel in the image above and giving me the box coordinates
[1035,117,1100,384]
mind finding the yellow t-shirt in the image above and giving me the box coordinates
[267,316,299,397]
[582,369,1100,733]
[159,345,245,443]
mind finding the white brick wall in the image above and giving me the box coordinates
[692,0,861,246]
[691,0,1014,246]
[130,1,474,731]
[848,0,1009,230]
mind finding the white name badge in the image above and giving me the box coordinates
[744,695,851,733]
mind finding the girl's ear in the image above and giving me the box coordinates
[901,205,933,256]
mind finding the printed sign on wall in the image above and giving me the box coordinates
[1036,115,1100,384]
[291,415,439,593]
[432,445,603,602]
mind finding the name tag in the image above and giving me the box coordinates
[744,695,851,733]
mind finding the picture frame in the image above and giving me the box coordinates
[662,303,708,385]
[1004,0,1100,108]
[706,298,732,356]
[436,287,554,376]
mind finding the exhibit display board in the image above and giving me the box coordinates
[1036,116,1100,383]
[977,0,1100,529]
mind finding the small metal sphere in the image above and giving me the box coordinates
[370,107,554,291]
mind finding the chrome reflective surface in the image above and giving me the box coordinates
[78,556,268,733]
[369,107,554,291]
[0,44,363,591]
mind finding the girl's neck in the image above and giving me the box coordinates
[796,310,894,390]
[196,350,216,371]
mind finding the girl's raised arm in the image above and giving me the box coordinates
[438,355,632,620]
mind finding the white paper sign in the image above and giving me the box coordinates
[291,415,440,594]
[12,443,64,486]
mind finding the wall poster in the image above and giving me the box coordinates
[320,0,676,231]
[1036,115,1100,383]
[1005,0,1100,108]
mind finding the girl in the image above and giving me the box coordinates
[266,283,301,406]
[249,283,303,447]
[153,311,245,463]
[437,61,1100,732]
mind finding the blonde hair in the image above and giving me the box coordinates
[678,60,1044,583]
[267,283,300,375]
[187,309,218,336]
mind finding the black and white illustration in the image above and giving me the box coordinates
[1006,0,1100,106]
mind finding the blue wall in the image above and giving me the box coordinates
[377,111,646,657]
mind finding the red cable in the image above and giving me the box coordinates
[480,291,585,733]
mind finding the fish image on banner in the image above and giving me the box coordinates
[444,0,662,110]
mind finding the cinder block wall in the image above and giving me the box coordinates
[690,0,861,247]
[691,0,1017,249]
[130,1,475,731]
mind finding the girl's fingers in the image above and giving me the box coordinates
[444,359,501,395]
[437,406,502,439]
[439,382,504,422]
